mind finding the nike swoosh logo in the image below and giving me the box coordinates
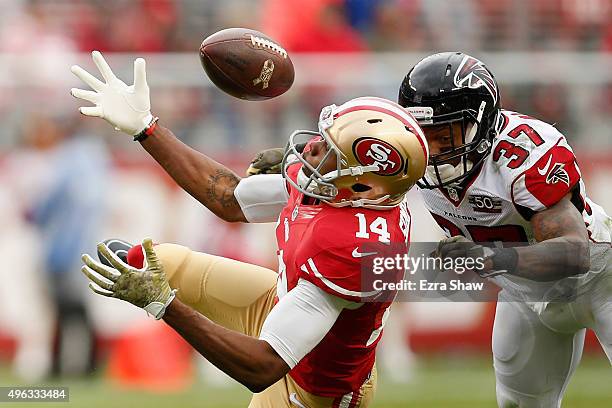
[537,155,553,176]
[289,393,307,408]
[352,248,378,258]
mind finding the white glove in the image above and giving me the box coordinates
[70,51,154,136]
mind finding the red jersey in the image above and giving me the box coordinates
[275,165,410,398]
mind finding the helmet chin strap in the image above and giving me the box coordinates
[297,164,380,200]
[297,164,395,209]
[297,167,337,197]
[465,121,478,144]
[465,101,487,143]
[327,195,392,210]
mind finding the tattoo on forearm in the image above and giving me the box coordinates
[532,197,584,242]
[533,214,565,241]
[206,169,240,208]
[515,195,589,281]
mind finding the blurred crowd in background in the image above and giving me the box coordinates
[0,0,611,388]
[0,0,611,150]
[2,0,612,53]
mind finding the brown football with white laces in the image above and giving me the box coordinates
[199,27,294,101]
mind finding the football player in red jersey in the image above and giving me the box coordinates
[71,52,428,407]
[397,52,612,408]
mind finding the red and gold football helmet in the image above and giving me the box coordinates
[282,97,429,209]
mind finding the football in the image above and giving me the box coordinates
[199,27,294,100]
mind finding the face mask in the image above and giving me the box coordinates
[423,121,477,185]
[297,166,339,198]
[297,167,320,194]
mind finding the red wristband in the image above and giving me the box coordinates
[134,116,159,142]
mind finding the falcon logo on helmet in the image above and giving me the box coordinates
[454,56,498,104]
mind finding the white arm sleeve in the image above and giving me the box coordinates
[259,279,352,368]
[234,174,289,223]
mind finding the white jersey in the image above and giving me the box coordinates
[419,110,612,299]
[420,110,611,244]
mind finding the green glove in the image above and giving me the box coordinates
[81,238,176,319]
[246,147,285,176]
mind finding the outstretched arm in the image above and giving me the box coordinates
[81,239,285,392]
[82,242,344,393]
[140,125,245,222]
[70,51,245,222]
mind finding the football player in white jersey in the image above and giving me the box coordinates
[397,52,612,408]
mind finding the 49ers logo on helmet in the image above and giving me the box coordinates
[353,137,404,176]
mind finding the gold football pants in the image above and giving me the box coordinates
[155,243,376,408]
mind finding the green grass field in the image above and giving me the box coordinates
[1,355,610,407]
